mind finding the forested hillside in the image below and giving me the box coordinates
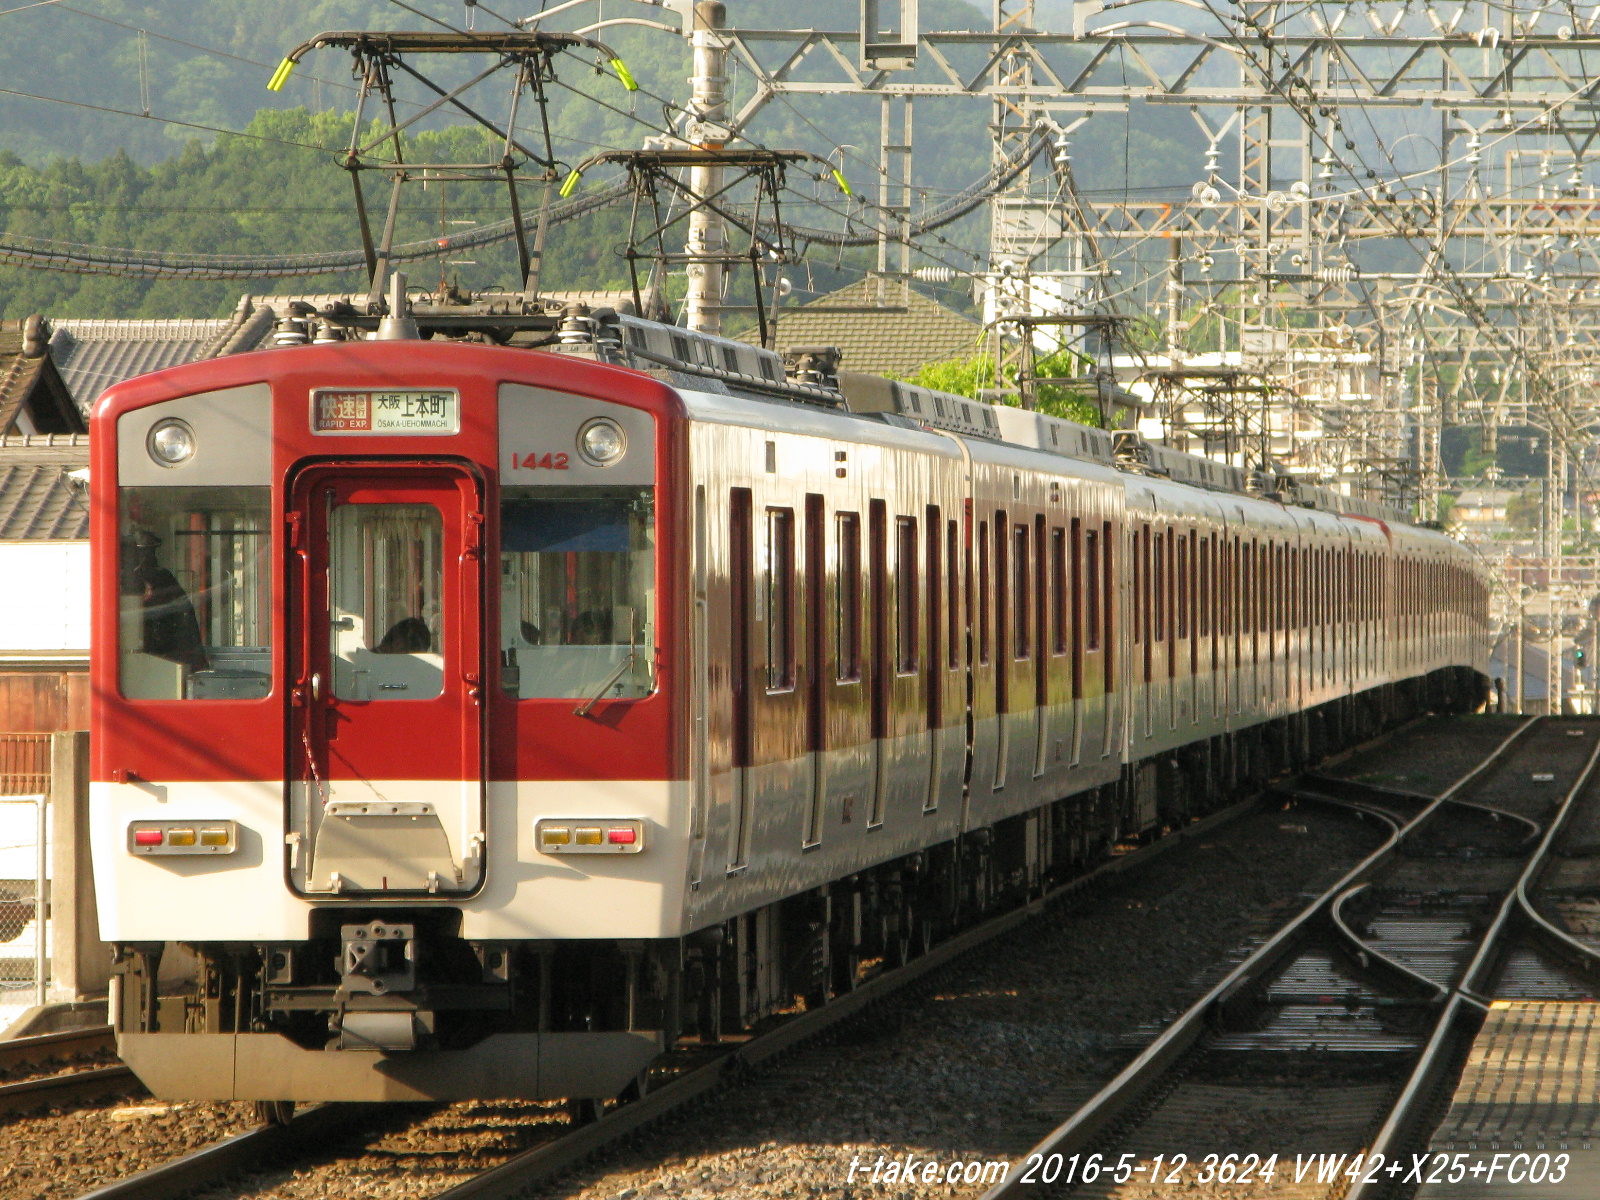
[0,0,1204,318]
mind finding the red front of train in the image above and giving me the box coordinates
[90,341,691,1101]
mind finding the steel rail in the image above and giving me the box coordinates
[429,792,1267,1200]
[0,1024,114,1072]
[64,718,1438,1200]
[1330,882,1451,1004]
[69,792,1265,1200]
[978,714,1539,1200]
[1345,724,1600,1200]
[72,1103,370,1200]
[426,718,1459,1200]
[0,1064,139,1117]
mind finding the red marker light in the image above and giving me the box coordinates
[134,829,163,846]
[607,827,637,845]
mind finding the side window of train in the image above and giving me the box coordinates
[118,484,273,700]
[1097,521,1111,664]
[1244,540,1255,636]
[896,516,919,674]
[1131,525,1142,645]
[1084,523,1100,653]
[767,507,796,691]
[1052,525,1069,656]
[1152,530,1166,642]
[926,506,942,675]
[836,512,861,682]
[1176,532,1190,641]
[500,485,656,700]
[946,519,960,670]
[1013,522,1031,660]
[994,512,1009,667]
[977,519,991,665]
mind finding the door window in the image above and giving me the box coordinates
[329,502,444,701]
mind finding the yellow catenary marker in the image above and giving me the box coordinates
[559,168,583,198]
[831,168,853,197]
[610,57,638,91]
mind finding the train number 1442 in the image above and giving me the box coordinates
[513,452,569,470]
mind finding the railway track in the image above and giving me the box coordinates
[41,718,1510,1200]
[63,790,1260,1200]
[978,714,1600,1199]
[0,1025,136,1118]
[57,778,1332,1200]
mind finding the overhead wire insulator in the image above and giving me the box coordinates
[267,57,295,92]
[1317,264,1360,283]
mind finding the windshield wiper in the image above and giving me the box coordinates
[574,609,643,717]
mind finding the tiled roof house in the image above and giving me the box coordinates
[743,278,982,377]
[0,318,85,436]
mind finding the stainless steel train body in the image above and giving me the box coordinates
[89,322,1490,1105]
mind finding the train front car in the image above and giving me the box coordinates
[90,342,687,1104]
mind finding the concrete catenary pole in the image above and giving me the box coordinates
[684,1,728,334]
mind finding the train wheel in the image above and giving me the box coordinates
[831,947,860,994]
[618,1067,651,1103]
[886,906,915,969]
[252,1100,294,1126]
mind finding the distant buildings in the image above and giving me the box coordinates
[1449,486,1518,538]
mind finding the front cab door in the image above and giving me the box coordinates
[288,463,485,896]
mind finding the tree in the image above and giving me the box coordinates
[902,348,1104,427]
[1507,486,1543,532]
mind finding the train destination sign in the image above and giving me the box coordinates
[311,389,460,434]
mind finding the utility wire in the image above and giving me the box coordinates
[0,179,630,278]
[0,83,333,151]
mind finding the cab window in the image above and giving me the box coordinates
[498,485,655,700]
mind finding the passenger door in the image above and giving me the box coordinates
[287,463,485,896]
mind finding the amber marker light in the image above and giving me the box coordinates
[535,818,645,854]
[128,820,239,855]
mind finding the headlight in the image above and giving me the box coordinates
[147,418,196,466]
[577,417,626,466]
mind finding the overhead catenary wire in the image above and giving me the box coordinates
[0,116,1046,279]
[0,178,631,279]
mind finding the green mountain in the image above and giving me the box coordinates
[0,0,1204,319]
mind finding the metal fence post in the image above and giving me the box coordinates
[34,793,46,1009]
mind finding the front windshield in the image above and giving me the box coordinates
[498,486,655,700]
[118,485,272,700]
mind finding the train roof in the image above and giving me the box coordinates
[214,294,1431,544]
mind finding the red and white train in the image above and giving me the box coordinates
[90,297,1490,1108]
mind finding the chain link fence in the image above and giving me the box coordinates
[1,735,51,1016]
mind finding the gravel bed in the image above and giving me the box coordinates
[1322,713,1529,794]
[0,1049,122,1087]
[1,719,1509,1200]
[186,1100,571,1200]
[0,1099,258,1200]
[525,801,1383,1200]
[1464,718,1598,821]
